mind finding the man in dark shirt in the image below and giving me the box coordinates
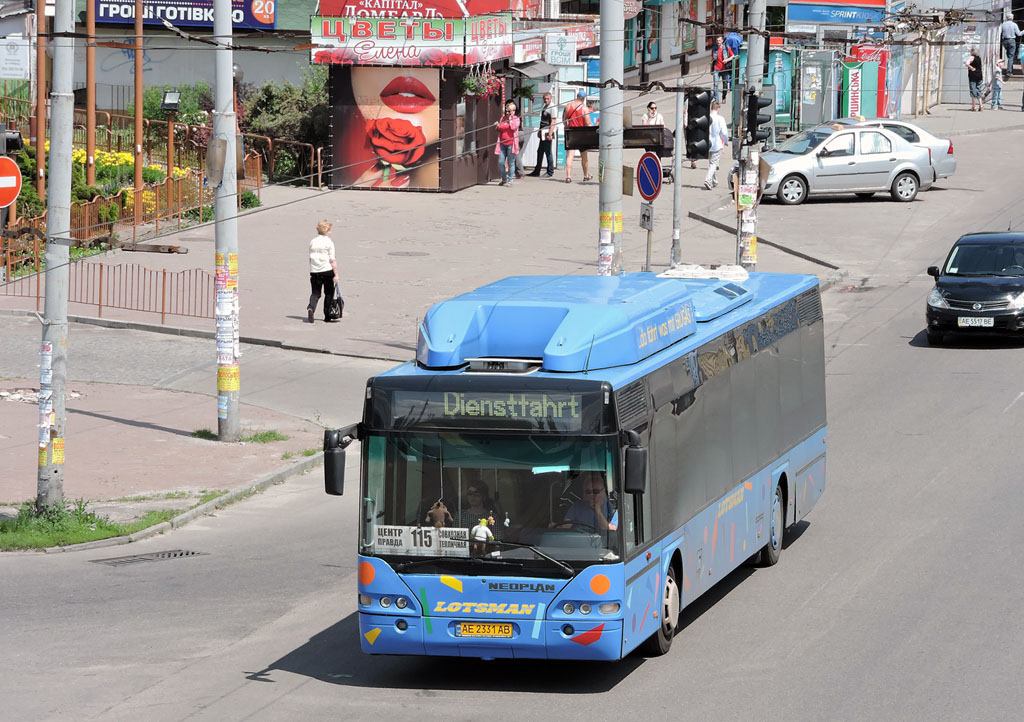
[528,92,556,177]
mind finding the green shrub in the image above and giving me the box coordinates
[141,166,167,184]
[240,190,261,209]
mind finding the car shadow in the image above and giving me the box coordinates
[908,329,1024,349]
[245,611,643,691]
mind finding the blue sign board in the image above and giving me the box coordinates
[636,152,662,202]
[787,4,885,25]
[94,0,276,29]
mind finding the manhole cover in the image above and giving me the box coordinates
[388,251,429,257]
[91,549,207,567]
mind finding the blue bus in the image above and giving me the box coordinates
[324,271,827,660]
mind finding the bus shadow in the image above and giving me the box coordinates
[246,612,642,692]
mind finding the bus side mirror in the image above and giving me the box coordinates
[624,446,648,495]
[324,424,359,496]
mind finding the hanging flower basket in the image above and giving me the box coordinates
[460,71,503,100]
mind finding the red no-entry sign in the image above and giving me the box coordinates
[0,156,22,209]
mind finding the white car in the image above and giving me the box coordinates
[835,117,957,182]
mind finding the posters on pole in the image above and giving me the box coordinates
[0,36,30,81]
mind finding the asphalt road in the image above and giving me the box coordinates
[2,128,1023,721]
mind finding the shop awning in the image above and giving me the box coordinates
[513,60,557,79]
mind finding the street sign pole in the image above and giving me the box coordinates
[636,152,662,272]
[640,202,654,272]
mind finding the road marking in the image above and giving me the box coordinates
[1003,391,1024,414]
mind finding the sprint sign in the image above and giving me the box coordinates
[0,156,21,208]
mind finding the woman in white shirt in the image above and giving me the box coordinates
[640,102,664,126]
[307,219,339,323]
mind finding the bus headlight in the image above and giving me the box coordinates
[599,603,621,615]
[562,602,575,615]
[380,596,392,608]
[395,596,408,609]
[579,603,592,615]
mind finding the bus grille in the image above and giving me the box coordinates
[615,380,649,428]
[797,288,823,324]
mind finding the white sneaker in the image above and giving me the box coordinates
[703,181,712,190]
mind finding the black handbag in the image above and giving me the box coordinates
[327,282,344,320]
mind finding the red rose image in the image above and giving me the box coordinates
[365,118,426,168]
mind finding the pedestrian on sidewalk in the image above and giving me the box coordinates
[999,17,1022,77]
[563,90,592,183]
[965,48,984,111]
[703,100,729,191]
[712,36,735,102]
[640,101,664,125]
[992,60,1006,109]
[495,101,520,187]
[307,219,339,324]
[528,92,557,177]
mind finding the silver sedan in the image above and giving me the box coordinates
[835,117,957,181]
[762,125,934,205]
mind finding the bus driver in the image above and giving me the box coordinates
[559,472,617,532]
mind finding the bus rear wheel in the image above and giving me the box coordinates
[641,565,680,656]
[759,483,784,566]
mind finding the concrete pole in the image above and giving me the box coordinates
[36,0,75,511]
[597,0,624,276]
[34,5,45,201]
[133,0,143,197]
[86,0,96,186]
[737,0,767,271]
[213,0,240,441]
[671,76,683,266]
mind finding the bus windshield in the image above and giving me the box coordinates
[361,432,621,573]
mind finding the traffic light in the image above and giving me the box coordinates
[744,90,772,147]
[684,88,711,160]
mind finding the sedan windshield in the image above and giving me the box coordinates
[775,127,835,154]
[944,244,1024,276]
[361,432,621,572]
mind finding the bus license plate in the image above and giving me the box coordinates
[458,622,513,638]
[958,317,994,327]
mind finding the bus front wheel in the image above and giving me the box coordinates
[760,483,784,566]
[640,565,679,656]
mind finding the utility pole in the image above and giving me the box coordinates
[213,0,240,441]
[36,0,75,511]
[671,76,683,266]
[34,2,45,201]
[86,0,96,186]
[133,0,143,198]
[736,0,767,271]
[597,0,624,276]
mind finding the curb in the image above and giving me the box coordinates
[42,451,326,554]
[0,308,404,363]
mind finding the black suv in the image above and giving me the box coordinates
[925,232,1024,345]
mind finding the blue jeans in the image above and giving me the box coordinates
[1002,38,1016,76]
[499,144,516,183]
[714,69,731,101]
[534,138,554,174]
[992,85,1003,108]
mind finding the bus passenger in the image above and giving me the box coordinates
[560,472,617,532]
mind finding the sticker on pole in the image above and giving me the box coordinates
[0,156,22,208]
[636,152,662,202]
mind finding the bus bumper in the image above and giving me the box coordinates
[359,612,623,660]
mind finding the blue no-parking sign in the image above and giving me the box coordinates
[636,152,662,202]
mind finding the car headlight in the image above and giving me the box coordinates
[1009,291,1024,310]
[766,166,777,180]
[927,289,949,309]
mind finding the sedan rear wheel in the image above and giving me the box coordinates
[778,175,807,205]
[891,172,919,202]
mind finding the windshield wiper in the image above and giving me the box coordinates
[394,556,524,573]
[493,541,575,577]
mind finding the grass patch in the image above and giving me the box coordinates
[0,499,165,551]
[192,428,217,440]
[282,447,319,460]
[110,491,190,502]
[198,489,227,505]
[282,451,293,460]
[242,430,289,443]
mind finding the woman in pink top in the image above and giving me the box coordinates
[495,101,521,187]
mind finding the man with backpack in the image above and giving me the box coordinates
[713,35,736,103]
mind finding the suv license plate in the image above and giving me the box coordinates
[958,317,994,327]
[458,622,513,638]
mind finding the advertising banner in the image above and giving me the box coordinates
[514,36,544,64]
[842,61,878,117]
[545,34,577,66]
[318,0,542,18]
[330,66,440,190]
[767,49,793,119]
[93,0,275,29]
[786,4,886,26]
[850,44,888,117]
[312,13,512,67]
